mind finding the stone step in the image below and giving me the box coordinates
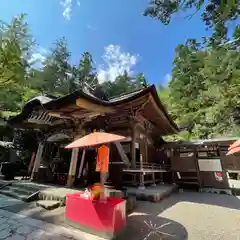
[0,181,13,190]
[5,186,35,196]
[36,200,61,210]
[38,191,66,205]
[0,182,43,202]
[0,188,29,201]
[12,182,48,192]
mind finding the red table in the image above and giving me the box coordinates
[65,192,127,239]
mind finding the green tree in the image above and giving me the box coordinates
[0,14,33,88]
[162,30,240,140]
[27,38,72,96]
[71,52,98,91]
[144,0,240,29]
[0,14,35,112]
[101,70,145,98]
[44,37,72,95]
[135,73,148,88]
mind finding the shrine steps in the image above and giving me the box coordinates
[38,187,80,206]
[0,181,50,202]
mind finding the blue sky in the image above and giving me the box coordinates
[1,0,210,86]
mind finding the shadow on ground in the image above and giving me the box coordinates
[1,191,240,239]
[123,214,188,240]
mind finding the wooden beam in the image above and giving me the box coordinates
[48,112,64,118]
[131,123,137,168]
[76,98,114,113]
[113,95,149,110]
[114,142,131,167]
[48,112,74,120]
[71,112,101,119]
[48,111,99,120]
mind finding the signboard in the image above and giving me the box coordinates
[198,159,222,172]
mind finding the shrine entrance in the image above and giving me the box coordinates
[74,148,100,188]
[37,133,72,185]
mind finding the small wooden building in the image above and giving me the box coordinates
[8,85,179,189]
[163,138,240,192]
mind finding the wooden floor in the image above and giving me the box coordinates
[123,169,167,173]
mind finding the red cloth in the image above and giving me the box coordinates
[96,145,109,173]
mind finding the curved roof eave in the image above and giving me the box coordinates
[8,95,55,125]
[148,85,179,133]
[8,85,179,133]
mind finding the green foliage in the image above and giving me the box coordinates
[1,13,239,144]
[0,14,35,112]
[27,38,72,95]
[71,52,98,91]
[144,0,240,29]
[101,71,145,98]
[158,29,240,140]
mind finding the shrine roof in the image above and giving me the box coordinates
[8,85,179,135]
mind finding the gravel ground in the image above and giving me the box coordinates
[126,192,240,240]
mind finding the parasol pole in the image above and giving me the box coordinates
[100,172,106,200]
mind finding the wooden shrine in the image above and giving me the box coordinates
[7,85,179,189]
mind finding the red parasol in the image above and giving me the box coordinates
[226,146,240,156]
[228,139,240,151]
[65,131,126,149]
[226,139,240,155]
[65,131,126,200]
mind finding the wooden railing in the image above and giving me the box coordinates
[133,163,170,170]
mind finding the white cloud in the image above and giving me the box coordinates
[97,45,139,83]
[29,47,48,69]
[60,0,81,20]
[87,24,97,31]
[61,0,72,20]
[163,73,172,86]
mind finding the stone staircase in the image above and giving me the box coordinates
[0,181,50,202]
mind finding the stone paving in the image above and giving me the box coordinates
[0,195,23,208]
[0,195,104,240]
[1,192,240,240]
[0,208,105,240]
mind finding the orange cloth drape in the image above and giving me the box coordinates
[96,145,109,173]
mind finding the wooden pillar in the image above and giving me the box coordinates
[131,123,137,168]
[152,172,156,187]
[138,154,145,190]
[67,148,79,186]
[139,152,143,170]
[31,143,44,181]
[67,125,85,186]
[145,136,148,163]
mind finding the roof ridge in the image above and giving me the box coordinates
[109,86,149,100]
